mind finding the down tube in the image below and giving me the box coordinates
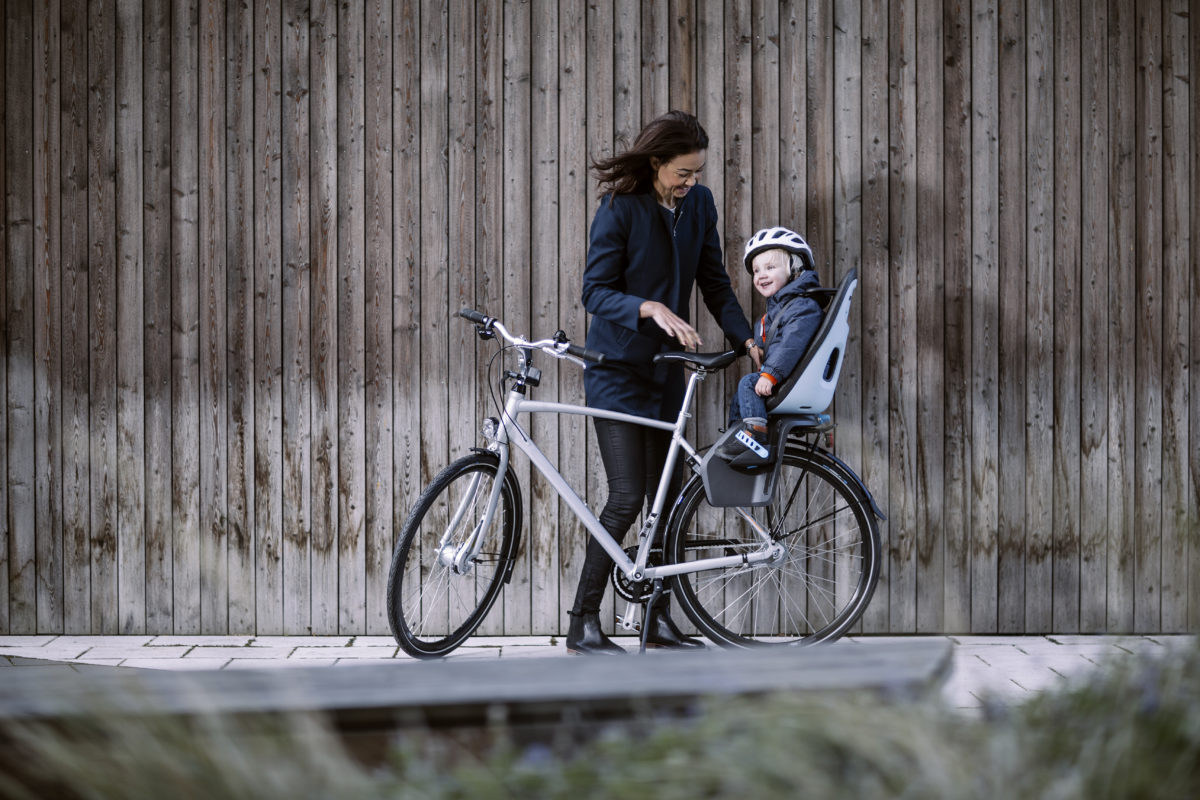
[504,403,676,573]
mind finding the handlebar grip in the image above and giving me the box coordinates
[566,343,606,364]
[459,307,491,325]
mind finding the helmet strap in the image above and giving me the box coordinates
[788,253,802,280]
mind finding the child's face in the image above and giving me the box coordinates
[751,250,792,298]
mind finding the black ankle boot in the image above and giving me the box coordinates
[644,605,705,650]
[566,611,627,655]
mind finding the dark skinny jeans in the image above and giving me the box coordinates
[569,417,682,616]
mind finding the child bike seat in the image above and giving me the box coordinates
[765,268,857,416]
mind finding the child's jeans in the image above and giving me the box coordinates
[728,372,769,425]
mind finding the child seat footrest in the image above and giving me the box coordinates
[698,416,831,507]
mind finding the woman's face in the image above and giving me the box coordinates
[651,150,705,205]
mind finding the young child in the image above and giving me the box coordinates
[716,226,823,462]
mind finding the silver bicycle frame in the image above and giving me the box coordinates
[456,366,783,585]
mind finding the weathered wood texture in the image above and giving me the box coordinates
[2,0,1197,635]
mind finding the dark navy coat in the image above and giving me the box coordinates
[582,185,753,420]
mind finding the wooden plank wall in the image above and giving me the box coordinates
[2,0,1197,636]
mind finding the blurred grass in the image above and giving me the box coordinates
[1,639,1197,800]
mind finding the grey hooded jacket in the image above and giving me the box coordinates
[753,269,823,386]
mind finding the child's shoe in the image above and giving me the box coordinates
[715,418,771,467]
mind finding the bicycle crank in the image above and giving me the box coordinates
[612,546,656,603]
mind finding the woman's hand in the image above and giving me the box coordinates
[755,375,774,397]
[746,341,763,370]
[640,300,702,349]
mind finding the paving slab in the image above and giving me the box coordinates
[349,636,402,647]
[0,636,58,647]
[1045,644,1141,661]
[439,648,506,661]
[844,635,948,646]
[149,635,255,647]
[470,636,560,647]
[1043,634,1150,646]
[968,650,1066,668]
[1046,656,1103,679]
[183,647,292,660]
[250,636,356,648]
[0,645,91,660]
[1106,637,1186,655]
[222,659,341,670]
[52,635,157,647]
[947,635,1051,647]
[1149,635,1198,650]
[73,646,192,660]
[0,654,126,674]
[118,658,232,671]
[966,656,1069,692]
[291,647,398,660]
[71,659,128,668]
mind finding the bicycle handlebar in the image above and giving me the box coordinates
[565,342,607,364]
[458,307,605,364]
[458,307,493,326]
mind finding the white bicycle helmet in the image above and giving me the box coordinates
[743,226,816,278]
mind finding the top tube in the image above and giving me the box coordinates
[517,400,676,432]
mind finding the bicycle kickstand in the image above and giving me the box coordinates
[639,578,666,654]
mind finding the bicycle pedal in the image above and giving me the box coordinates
[615,613,642,633]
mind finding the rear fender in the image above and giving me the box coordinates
[786,444,887,521]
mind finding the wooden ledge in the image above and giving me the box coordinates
[0,640,950,730]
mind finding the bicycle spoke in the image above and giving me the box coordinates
[408,567,450,635]
[669,449,879,646]
[769,465,811,535]
[774,503,855,539]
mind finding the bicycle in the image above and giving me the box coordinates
[388,273,882,659]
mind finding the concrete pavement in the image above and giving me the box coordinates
[1,633,1193,714]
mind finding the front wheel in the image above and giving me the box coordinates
[664,447,880,646]
[387,451,522,658]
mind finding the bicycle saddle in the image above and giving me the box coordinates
[653,350,738,370]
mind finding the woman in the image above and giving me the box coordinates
[569,111,759,655]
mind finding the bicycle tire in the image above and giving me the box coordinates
[665,447,880,646]
[387,451,521,658]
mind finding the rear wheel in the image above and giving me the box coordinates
[665,447,879,646]
[387,452,521,658]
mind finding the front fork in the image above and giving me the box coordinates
[437,422,511,575]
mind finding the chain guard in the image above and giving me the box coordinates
[611,546,658,603]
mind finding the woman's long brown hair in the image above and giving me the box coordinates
[592,110,709,199]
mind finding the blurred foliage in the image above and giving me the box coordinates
[1,638,1197,800]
